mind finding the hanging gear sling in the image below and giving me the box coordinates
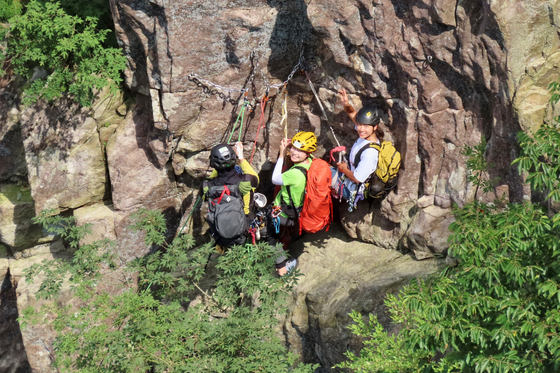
[249,95,269,164]
[227,99,249,144]
[280,89,288,139]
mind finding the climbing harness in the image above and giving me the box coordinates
[271,205,282,234]
[248,212,266,243]
[280,89,288,139]
[345,184,366,212]
[331,173,346,202]
[227,99,249,144]
[249,94,269,164]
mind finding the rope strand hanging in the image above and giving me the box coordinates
[304,70,348,163]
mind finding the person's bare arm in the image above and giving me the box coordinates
[272,138,291,185]
[338,88,357,123]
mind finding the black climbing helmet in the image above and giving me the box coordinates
[355,106,383,126]
[210,144,237,170]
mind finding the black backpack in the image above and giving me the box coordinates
[204,181,248,247]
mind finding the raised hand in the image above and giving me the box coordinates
[279,138,291,159]
[234,141,244,160]
[338,88,350,107]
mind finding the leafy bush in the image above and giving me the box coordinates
[41,0,115,37]
[21,208,315,373]
[24,209,115,299]
[0,0,22,21]
[513,123,560,202]
[338,200,560,373]
[0,0,126,106]
[461,138,498,197]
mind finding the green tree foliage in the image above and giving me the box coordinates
[339,202,560,373]
[42,0,115,37]
[513,123,560,203]
[461,138,498,197]
[0,0,126,106]
[0,0,22,21]
[339,94,560,372]
[549,81,560,106]
[21,208,316,373]
[337,310,435,373]
[24,209,115,299]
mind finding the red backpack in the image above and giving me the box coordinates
[297,159,333,234]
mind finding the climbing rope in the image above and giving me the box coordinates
[304,70,329,121]
[177,196,202,235]
[249,95,269,164]
[280,89,288,139]
[304,70,349,163]
[227,99,249,144]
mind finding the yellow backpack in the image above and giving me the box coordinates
[354,140,401,198]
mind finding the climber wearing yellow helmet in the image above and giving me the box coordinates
[266,131,317,253]
[272,131,316,223]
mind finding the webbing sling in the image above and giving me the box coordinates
[227,100,249,144]
[280,90,288,139]
[249,95,269,164]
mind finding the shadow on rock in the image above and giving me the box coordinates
[0,271,32,373]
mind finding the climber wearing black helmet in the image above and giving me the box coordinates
[203,142,259,251]
[332,88,385,207]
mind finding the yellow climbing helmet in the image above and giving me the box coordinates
[291,131,317,152]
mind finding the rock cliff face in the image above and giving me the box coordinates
[281,224,445,370]
[108,0,558,258]
[0,0,559,371]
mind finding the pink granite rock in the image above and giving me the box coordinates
[107,0,560,259]
[106,95,181,262]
